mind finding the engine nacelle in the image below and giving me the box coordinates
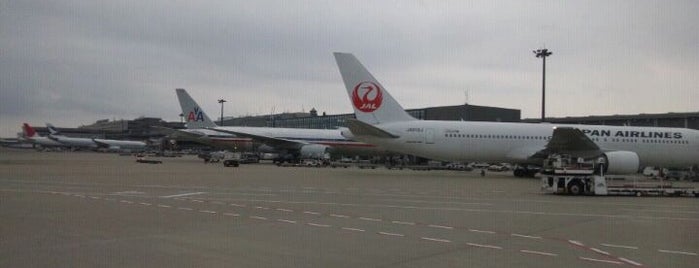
[601,151,640,174]
[299,144,331,159]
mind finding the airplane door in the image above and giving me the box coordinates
[424,128,435,144]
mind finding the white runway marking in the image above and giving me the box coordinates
[88,196,100,199]
[160,192,206,198]
[330,214,349,218]
[223,213,239,217]
[468,229,496,234]
[255,206,270,210]
[157,204,171,208]
[568,240,585,247]
[428,224,454,230]
[600,243,638,250]
[120,200,133,204]
[199,210,216,214]
[359,217,382,222]
[466,243,502,250]
[276,208,293,212]
[658,249,697,256]
[579,257,623,265]
[230,203,246,207]
[378,232,404,237]
[618,257,643,266]
[590,248,611,256]
[139,202,151,206]
[303,211,320,215]
[420,237,452,243]
[307,223,330,228]
[178,207,193,211]
[341,227,365,232]
[520,250,557,256]
[250,216,267,220]
[191,200,204,203]
[277,219,297,224]
[392,221,416,225]
[511,233,542,239]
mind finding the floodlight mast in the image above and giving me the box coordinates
[218,99,227,126]
[534,48,552,122]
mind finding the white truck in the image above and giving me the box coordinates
[540,154,698,197]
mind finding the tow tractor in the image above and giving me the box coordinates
[540,154,698,197]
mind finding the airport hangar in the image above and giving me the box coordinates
[26,107,699,148]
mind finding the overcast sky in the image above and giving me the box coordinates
[1,0,697,137]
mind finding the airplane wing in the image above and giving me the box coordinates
[345,119,399,139]
[91,138,110,148]
[512,127,602,161]
[206,128,306,149]
[151,126,207,140]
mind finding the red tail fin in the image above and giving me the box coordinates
[22,123,37,137]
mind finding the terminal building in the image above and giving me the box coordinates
[21,108,699,146]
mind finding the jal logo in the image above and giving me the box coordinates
[187,107,205,122]
[352,81,383,112]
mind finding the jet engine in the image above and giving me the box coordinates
[299,144,331,159]
[601,151,640,174]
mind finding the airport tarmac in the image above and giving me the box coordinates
[1,148,697,267]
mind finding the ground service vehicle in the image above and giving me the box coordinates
[540,155,698,197]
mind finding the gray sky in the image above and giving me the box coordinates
[1,0,698,137]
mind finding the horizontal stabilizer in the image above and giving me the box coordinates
[345,119,399,139]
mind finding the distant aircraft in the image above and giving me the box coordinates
[176,88,381,160]
[20,123,66,148]
[45,124,98,149]
[333,52,699,175]
[42,123,147,151]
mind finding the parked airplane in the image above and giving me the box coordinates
[176,88,381,160]
[44,123,147,151]
[333,52,699,175]
[20,123,66,148]
[161,90,254,151]
[45,124,98,149]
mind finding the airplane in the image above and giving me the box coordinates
[160,91,255,151]
[45,123,147,151]
[333,52,699,176]
[20,123,66,148]
[176,88,382,161]
[45,124,98,149]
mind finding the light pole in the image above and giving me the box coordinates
[534,48,552,122]
[218,99,227,126]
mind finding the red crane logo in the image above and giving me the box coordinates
[352,82,383,113]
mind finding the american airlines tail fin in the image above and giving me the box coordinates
[22,123,37,138]
[175,88,218,129]
[334,52,415,125]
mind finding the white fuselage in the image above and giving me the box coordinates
[358,121,699,168]
[49,135,98,148]
[24,136,65,147]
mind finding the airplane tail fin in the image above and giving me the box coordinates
[175,88,218,129]
[46,123,60,135]
[22,123,37,138]
[334,52,415,125]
